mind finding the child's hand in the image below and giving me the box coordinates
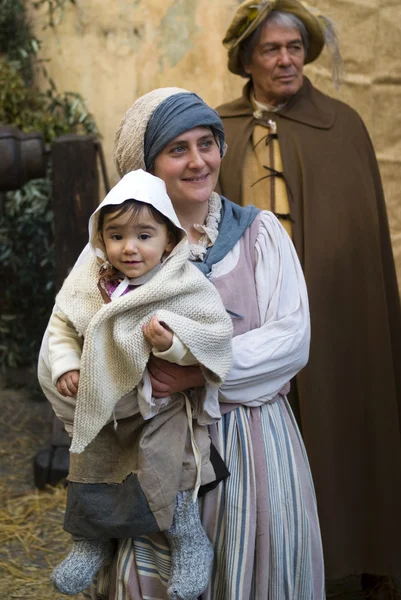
[142,316,173,352]
[56,370,80,397]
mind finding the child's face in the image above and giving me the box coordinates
[102,206,175,279]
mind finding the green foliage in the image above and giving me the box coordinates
[0,0,36,82]
[0,178,54,368]
[0,58,97,141]
[0,0,97,369]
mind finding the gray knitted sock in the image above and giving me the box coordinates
[50,537,114,595]
[166,490,214,600]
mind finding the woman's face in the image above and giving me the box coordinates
[152,126,221,214]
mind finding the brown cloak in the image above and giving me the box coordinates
[217,77,401,579]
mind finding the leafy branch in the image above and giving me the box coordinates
[0,0,97,370]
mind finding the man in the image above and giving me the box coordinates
[217,0,401,598]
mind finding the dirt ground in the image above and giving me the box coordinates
[0,368,83,600]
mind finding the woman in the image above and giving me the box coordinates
[82,86,324,599]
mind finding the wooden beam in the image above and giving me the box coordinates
[51,134,99,290]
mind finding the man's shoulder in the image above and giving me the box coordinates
[278,77,366,132]
[305,79,363,125]
[216,84,252,119]
[217,98,252,119]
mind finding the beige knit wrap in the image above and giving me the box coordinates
[55,244,233,454]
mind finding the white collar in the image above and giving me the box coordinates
[189,193,222,261]
[109,263,162,300]
[251,92,286,118]
[95,249,162,300]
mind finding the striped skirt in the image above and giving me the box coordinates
[86,397,325,600]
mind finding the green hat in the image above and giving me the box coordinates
[223,0,329,76]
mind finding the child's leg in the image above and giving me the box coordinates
[166,490,214,600]
[50,536,114,595]
[137,397,218,532]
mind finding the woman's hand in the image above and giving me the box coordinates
[147,355,205,398]
[56,370,80,397]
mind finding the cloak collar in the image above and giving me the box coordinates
[218,77,335,130]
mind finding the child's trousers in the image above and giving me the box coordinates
[64,394,221,539]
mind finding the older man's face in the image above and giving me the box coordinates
[245,21,305,106]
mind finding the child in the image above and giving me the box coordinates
[39,169,233,599]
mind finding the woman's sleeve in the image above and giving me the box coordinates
[218,212,310,404]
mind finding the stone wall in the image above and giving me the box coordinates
[28,0,401,282]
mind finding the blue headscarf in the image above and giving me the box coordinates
[144,92,225,170]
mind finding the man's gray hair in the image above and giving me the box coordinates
[239,11,310,77]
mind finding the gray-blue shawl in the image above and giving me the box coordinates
[192,196,260,277]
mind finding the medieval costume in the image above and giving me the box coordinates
[217,0,401,584]
[71,87,325,600]
[38,169,233,541]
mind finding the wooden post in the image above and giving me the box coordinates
[51,134,99,290]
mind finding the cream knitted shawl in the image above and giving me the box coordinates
[55,243,233,454]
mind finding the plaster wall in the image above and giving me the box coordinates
[27,0,401,282]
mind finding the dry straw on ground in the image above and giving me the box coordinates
[0,377,83,599]
[0,483,83,599]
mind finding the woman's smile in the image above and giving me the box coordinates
[182,173,209,182]
[152,126,221,216]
